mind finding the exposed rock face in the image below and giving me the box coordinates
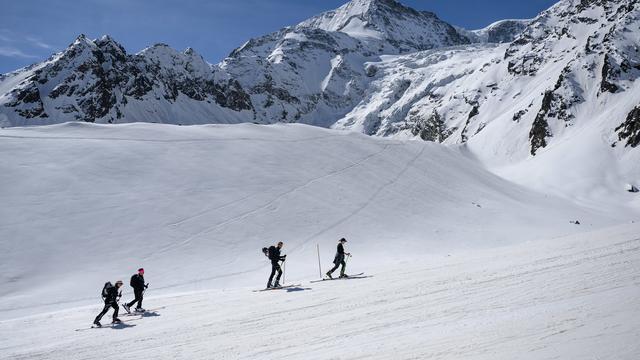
[616,106,640,148]
[1,35,253,126]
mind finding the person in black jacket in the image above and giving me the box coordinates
[265,241,286,288]
[93,280,123,327]
[123,268,148,313]
[326,238,351,279]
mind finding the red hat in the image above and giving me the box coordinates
[138,268,144,272]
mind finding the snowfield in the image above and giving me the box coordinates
[1,222,638,359]
[0,122,639,359]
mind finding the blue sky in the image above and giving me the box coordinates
[0,0,558,74]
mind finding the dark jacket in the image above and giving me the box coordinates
[103,285,121,304]
[333,243,345,264]
[130,274,146,290]
[268,246,285,263]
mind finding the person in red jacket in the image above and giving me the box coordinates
[123,268,148,313]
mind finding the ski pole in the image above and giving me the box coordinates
[283,259,286,285]
[317,244,322,279]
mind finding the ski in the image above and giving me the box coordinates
[75,316,142,331]
[120,305,165,315]
[253,284,301,292]
[310,273,367,283]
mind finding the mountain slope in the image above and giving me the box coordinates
[0,122,630,320]
[1,222,639,359]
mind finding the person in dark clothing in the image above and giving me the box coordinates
[94,280,123,327]
[265,241,286,288]
[123,268,148,313]
[326,238,351,279]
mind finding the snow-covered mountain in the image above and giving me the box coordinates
[0,0,505,128]
[459,19,531,43]
[0,0,639,191]
[332,0,640,203]
[297,0,469,51]
[0,35,252,127]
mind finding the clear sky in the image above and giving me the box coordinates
[0,0,558,74]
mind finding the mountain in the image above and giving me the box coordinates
[1,0,639,181]
[0,35,253,127]
[0,0,489,128]
[332,0,640,202]
[297,0,470,52]
[458,19,531,43]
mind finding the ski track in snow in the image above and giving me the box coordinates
[146,143,396,258]
[291,143,426,252]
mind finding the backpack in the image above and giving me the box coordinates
[262,247,269,257]
[101,282,113,299]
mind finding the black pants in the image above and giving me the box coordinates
[268,261,282,286]
[127,289,144,309]
[328,260,346,276]
[95,302,119,323]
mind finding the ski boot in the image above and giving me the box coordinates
[112,318,122,324]
[339,274,349,278]
[122,303,131,314]
[135,307,146,313]
[326,272,333,279]
[93,320,102,328]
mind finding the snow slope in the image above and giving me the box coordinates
[1,222,639,359]
[0,123,632,322]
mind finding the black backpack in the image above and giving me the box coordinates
[262,247,269,257]
[101,282,113,299]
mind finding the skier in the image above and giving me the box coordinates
[326,238,351,279]
[93,280,123,327]
[123,268,148,313]
[265,241,286,288]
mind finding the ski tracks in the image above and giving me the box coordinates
[147,143,396,257]
[291,143,427,251]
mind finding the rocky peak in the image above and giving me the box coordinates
[94,35,127,62]
[297,0,469,53]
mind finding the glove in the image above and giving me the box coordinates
[145,283,149,289]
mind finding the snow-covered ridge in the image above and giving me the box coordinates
[297,0,469,51]
[465,19,532,43]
